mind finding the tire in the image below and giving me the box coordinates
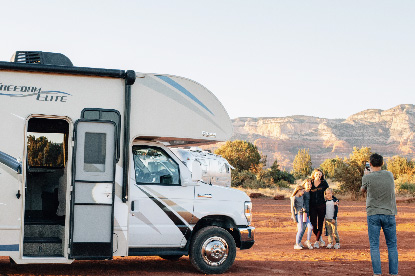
[159,255,183,261]
[189,226,236,274]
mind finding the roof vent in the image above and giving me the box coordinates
[11,51,73,66]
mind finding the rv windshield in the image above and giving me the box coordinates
[132,146,180,185]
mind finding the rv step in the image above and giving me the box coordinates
[24,237,62,244]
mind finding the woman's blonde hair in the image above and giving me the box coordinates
[311,168,325,180]
[291,185,304,197]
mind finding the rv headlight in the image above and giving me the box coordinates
[244,201,253,225]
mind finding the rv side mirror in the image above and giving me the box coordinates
[191,161,202,181]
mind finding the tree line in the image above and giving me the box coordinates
[27,135,64,167]
[215,140,415,196]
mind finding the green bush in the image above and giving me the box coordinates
[231,170,257,187]
[274,180,291,188]
[398,183,415,195]
[395,174,415,195]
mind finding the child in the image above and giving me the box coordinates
[300,178,314,249]
[290,185,306,250]
[324,188,340,249]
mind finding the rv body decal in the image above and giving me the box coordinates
[142,76,225,133]
[143,186,198,225]
[0,244,19,251]
[0,82,71,102]
[137,186,194,241]
[156,75,214,115]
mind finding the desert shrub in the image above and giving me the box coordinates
[292,149,312,179]
[231,170,256,187]
[270,159,295,184]
[386,156,415,179]
[215,140,261,171]
[274,180,291,188]
[320,158,344,179]
[333,147,372,199]
[241,178,263,189]
[398,183,415,195]
[395,174,415,195]
[240,176,276,189]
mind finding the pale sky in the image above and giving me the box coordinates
[1,0,414,119]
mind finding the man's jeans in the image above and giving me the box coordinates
[367,214,398,275]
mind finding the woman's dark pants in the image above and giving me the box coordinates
[309,203,326,241]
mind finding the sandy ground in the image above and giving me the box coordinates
[0,197,413,275]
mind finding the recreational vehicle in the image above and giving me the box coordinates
[0,51,254,274]
[171,147,233,187]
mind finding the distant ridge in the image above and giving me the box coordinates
[229,104,415,170]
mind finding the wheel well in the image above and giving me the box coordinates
[191,216,241,248]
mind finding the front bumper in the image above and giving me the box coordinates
[238,226,255,250]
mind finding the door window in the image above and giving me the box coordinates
[84,132,106,172]
[132,146,180,185]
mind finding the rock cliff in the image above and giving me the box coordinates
[230,104,415,170]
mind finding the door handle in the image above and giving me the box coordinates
[131,200,135,211]
[16,190,21,199]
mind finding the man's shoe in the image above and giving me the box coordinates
[305,240,313,249]
[298,242,304,248]
[294,244,303,250]
[326,243,333,249]
[334,243,340,249]
[314,241,320,249]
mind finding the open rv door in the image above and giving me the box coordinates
[69,120,117,259]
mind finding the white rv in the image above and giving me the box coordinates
[0,52,254,274]
[171,147,234,187]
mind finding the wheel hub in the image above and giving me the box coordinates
[201,236,229,266]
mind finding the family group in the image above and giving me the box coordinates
[290,153,399,275]
[290,169,340,250]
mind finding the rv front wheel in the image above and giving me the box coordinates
[189,226,236,274]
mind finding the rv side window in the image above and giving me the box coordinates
[132,146,180,185]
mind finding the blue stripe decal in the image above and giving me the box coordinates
[156,75,214,115]
[0,244,19,251]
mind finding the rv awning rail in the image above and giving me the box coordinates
[0,151,22,174]
[0,61,126,79]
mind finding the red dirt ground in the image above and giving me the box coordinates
[0,197,413,275]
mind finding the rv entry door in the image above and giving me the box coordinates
[69,120,116,259]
